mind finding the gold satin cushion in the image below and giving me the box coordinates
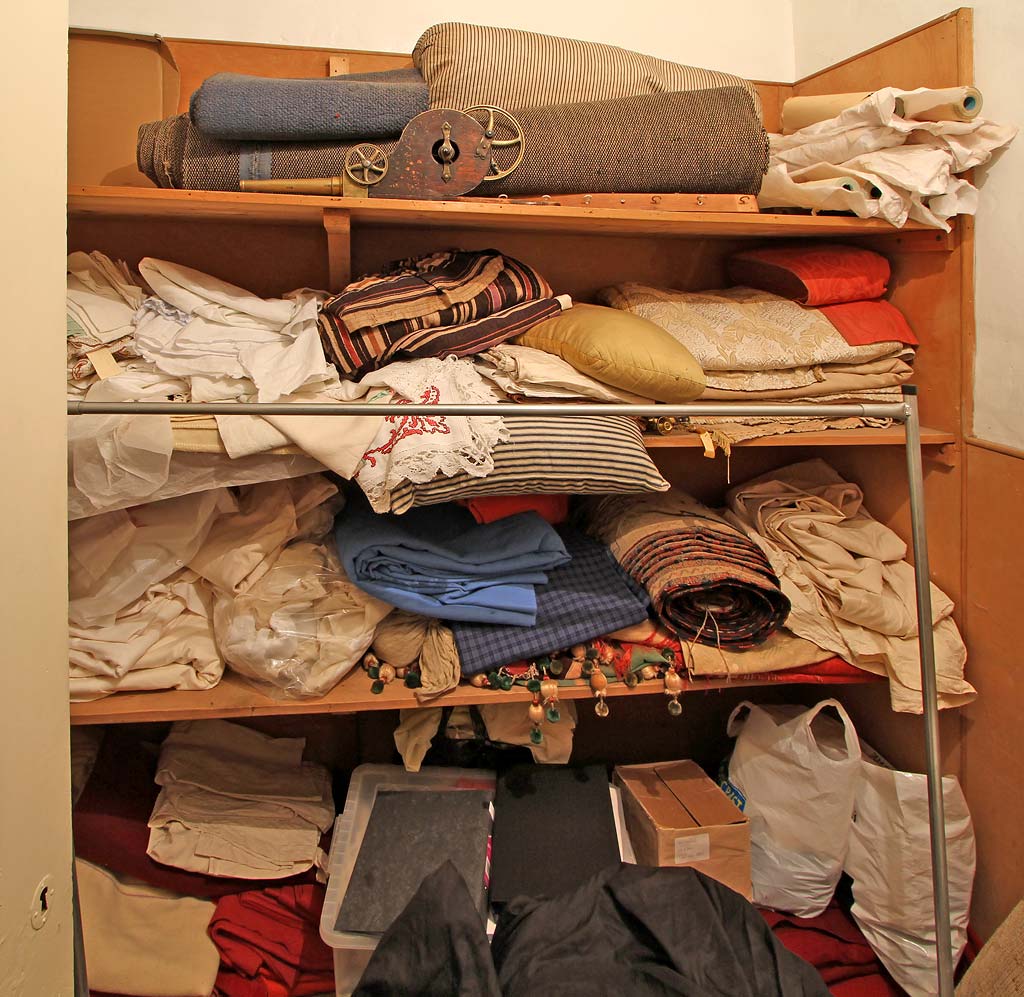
[517,303,706,403]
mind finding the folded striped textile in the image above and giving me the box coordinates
[581,492,790,649]
[318,250,560,378]
[452,529,650,675]
[334,500,570,626]
[189,68,428,142]
[386,414,669,515]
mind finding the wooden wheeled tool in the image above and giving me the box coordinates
[240,105,525,200]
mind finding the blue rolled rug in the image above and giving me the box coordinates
[189,67,429,141]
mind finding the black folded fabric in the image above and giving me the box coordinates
[354,862,830,997]
[352,862,501,997]
[493,865,832,997]
[189,68,429,141]
[489,765,620,906]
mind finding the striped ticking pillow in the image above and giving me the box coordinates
[387,414,669,514]
[413,22,762,116]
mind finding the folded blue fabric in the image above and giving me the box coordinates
[189,68,429,141]
[335,501,570,625]
[452,529,651,675]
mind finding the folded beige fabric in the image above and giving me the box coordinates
[479,700,578,764]
[417,621,461,701]
[77,858,220,997]
[607,618,833,677]
[373,610,430,667]
[699,355,914,400]
[69,571,222,702]
[148,720,334,879]
[190,475,339,594]
[725,458,974,712]
[394,708,445,772]
[393,701,578,771]
[475,343,650,403]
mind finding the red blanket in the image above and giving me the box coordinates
[210,884,335,997]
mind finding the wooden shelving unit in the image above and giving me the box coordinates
[66,182,960,725]
[642,426,955,448]
[68,185,955,246]
[69,666,880,726]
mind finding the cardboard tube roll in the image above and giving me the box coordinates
[899,86,983,122]
[796,164,884,198]
[782,92,872,133]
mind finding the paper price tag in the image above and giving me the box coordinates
[674,833,710,864]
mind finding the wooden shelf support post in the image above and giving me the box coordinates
[323,208,352,289]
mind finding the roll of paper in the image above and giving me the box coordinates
[899,86,983,122]
[782,92,872,133]
[794,163,884,198]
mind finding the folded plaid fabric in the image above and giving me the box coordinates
[581,493,790,649]
[318,249,559,378]
[452,529,650,674]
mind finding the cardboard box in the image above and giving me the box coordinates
[614,760,751,899]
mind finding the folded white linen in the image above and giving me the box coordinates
[474,343,651,403]
[137,258,335,401]
[763,87,1017,230]
[69,572,223,702]
[67,251,145,345]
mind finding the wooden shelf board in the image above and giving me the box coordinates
[68,185,947,241]
[69,668,880,726]
[642,426,955,448]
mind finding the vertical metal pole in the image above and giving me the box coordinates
[902,386,955,997]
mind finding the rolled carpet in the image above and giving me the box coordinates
[483,88,769,197]
[138,86,768,196]
[581,492,790,648]
[138,113,399,191]
[189,68,428,142]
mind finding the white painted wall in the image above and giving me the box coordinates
[0,2,73,995]
[69,0,796,82]
[792,0,1024,450]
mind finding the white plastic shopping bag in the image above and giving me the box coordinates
[726,699,861,916]
[845,749,975,997]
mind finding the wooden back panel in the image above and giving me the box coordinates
[793,8,973,95]
[162,37,413,114]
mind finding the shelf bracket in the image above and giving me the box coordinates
[322,208,352,289]
[926,441,960,468]
[883,228,955,253]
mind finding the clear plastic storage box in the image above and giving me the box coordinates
[319,764,497,996]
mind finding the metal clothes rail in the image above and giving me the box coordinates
[66,384,955,996]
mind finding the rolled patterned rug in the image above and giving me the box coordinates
[580,492,790,648]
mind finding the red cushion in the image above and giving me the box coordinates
[819,299,919,348]
[728,245,890,305]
